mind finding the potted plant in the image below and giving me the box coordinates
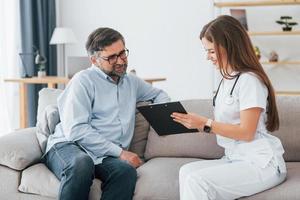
[37,63,46,77]
[34,51,47,77]
[276,16,298,31]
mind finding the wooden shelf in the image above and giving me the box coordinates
[214,90,300,95]
[261,61,300,65]
[276,91,300,95]
[214,0,300,7]
[248,31,300,36]
[214,1,300,95]
[143,78,166,84]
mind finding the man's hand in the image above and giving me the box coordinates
[119,150,143,168]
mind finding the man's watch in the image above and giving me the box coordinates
[203,119,213,133]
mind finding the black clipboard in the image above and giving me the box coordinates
[137,101,198,135]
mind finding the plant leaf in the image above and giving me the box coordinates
[280,16,292,19]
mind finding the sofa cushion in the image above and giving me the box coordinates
[1,192,55,200]
[129,102,150,159]
[136,159,299,200]
[144,128,224,160]
[271,96,300,161]
[0,128,42,170]
[144,99,223,160]
[35,88,62,154]
[0,165,21,194]
[18,163,102,200]
[241,162,300,200]
[135,157,201,200]
[180,99,214,117]
[18,163,60,197]
[36,105,60,153]
[36,88,63,122]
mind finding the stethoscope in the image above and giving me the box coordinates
[213,73,241,107]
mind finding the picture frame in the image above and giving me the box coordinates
[230,9,248,31]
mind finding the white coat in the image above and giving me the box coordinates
[179,72,286,200]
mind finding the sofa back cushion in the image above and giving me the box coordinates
[36,88,63,153]
[144,99,224,160]
[271,95,300,161]
[144,96,300,161]
[36,104,60,153]
[129,102,150,160]
[36,88,63,122]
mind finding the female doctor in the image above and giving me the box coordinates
[172,15,287,200]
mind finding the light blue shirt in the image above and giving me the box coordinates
[45,65,170,164]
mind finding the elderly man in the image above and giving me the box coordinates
[44,27,169,200]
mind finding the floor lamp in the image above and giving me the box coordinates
[50,27,77,77]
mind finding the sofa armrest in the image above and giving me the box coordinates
[0,127,42,170]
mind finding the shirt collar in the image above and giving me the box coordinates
[91,64,109,79]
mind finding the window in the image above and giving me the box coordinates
[0,0,21,135]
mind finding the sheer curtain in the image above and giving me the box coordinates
[0,0,21,135]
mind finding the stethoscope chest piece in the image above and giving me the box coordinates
[213,73,241,107]
[225,95,234,105]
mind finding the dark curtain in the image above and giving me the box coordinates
[20,0,57,126]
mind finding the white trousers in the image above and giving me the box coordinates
[179,159,286,200]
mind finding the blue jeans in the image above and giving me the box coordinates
[43,142,137,200]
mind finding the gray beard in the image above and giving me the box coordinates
[100,64,127,79]
[109,64,127,78]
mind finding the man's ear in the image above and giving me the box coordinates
[90,56,97,65]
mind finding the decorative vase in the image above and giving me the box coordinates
[38,70,46,77]
[269,51,279,62]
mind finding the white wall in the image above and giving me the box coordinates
[57,0,215,100]
[215,3,300,92]
[57,0,300,99]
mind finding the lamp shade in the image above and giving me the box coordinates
[50,27,77,44]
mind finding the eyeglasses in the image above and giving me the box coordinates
[97,49,129,64]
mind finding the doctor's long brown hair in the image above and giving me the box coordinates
[200,15,279,132]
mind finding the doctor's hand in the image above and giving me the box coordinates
[171,112,207,130]
[120,150,143,168]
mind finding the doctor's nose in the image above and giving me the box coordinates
[206,53,211,60]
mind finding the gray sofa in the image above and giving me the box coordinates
[0,88,299,200]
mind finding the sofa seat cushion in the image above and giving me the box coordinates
[241,162,300,200]
[18,163,101,200]
[135,157,201,200]
[0,165,21,194]
[18,163,60,197]
[136,159,300,200]
[1,192,55,200]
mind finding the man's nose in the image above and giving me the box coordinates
[116,56,126,64]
